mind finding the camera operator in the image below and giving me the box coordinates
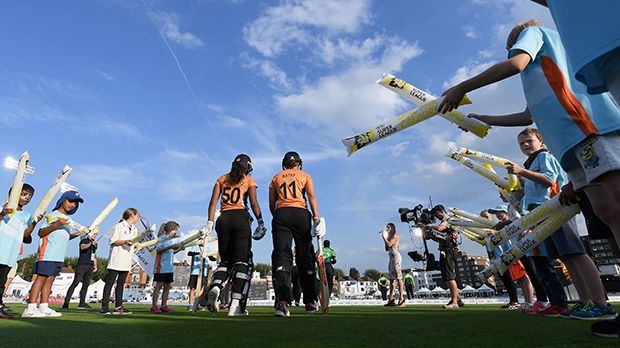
[425,205,463,309]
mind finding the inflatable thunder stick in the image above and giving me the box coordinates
[377,73,491,138]
[445,148,513,191]
[448,207,495,228]
[342,96,472,156]
[478,203,580,279]
[32,165,72,219]
[456,148,520,191]
[485,195,574,250]
[5,152,34,211]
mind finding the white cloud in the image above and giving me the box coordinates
[463,26,477,39]
[95,70,117,82]
[390,141,409,158]
[442,60,497,89]
[240,53,292,89]
[72,164,153,193]
[217,115,246,128]
[276,38,423,135]
[243,0,372,57]
[151,11,204,50]
[163,213,209,231]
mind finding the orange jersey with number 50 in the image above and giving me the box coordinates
[216,174,258,212]
[270,168,312,210]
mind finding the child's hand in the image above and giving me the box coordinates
[559,182,578,206]
[438,85,467,114]
[2,207,14,217]
[505,162,524,176]
[33,212,45,224]
[55,217,69,226]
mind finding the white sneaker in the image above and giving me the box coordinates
[206,287,221,314]
[22,307,46,318]
[40,307,63,317]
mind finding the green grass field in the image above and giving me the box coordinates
[1,304,617,347]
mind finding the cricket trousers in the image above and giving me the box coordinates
[271,207,317,305]
[211,209,253,302]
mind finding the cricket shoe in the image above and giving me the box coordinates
[0,306,14,319]
[22,307,46,318]
[228,300,248,317]
[305,302,319,314]
[99,308,111,315]
[384,299,395,307]
[570,301,617,321]
[274,301,290,317]
[206,287,221,314]
[77,303,92,310]
[396,299,407,308]
[40,307,63,317]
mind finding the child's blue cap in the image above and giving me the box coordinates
[52,190,84,215]
[488,204,509,214]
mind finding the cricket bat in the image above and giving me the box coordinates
[4,152,34,211]
[193,225,210,314]
[32,165,72,219]
[316,235,330,314]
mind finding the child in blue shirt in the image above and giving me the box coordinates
[439,20,618,321]
[23,190,84,318]
[151,221,181,314]
[0,184,42,319]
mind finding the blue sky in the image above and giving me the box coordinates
[1,0,565,272]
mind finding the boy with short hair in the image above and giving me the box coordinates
[22,190,84,318]
[0,184,41,319]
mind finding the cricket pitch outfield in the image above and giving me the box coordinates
[1,304,616,347]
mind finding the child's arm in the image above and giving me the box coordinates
[505,162,555,187]
[156,243,177,254]
[468,109,534,127]
[23,213,44,238]
[110,223,132,246]
[438,52,532,114]
[38,218,68,237]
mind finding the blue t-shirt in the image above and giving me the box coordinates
[510,26,620,165]
[189,245,207,276]
[521,151,564,210]
[0,211,33,267]
[547,0,620,94]
[38,211,76,262]
[154,239,174,274]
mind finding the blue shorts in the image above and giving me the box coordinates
[33,261,63,277]
[543,217,586,260]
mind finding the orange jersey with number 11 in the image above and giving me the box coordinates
[216,174,258,212]
[270,168,312,210]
